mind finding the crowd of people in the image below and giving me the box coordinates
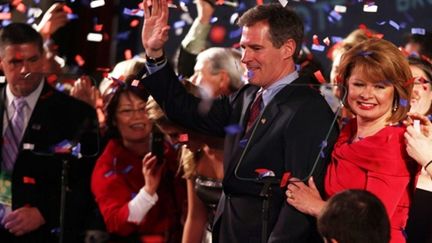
[1,0,432,243]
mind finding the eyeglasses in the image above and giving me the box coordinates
[117,107,147,117]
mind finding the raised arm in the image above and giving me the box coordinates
[141,0,170,59]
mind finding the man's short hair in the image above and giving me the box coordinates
[237,3,304,58]
[318,189,390,243]
[0,23,44,55]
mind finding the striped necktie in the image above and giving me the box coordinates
[2,98,27,172]
[246,92,263,131]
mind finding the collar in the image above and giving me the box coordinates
[259,71,299,106]
[5,79,44,111]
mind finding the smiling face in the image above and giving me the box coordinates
[347,67,395,124]
[0,43,44,97]
[115,92,152,144]
[409,65,432,115]
[240,21,295,88]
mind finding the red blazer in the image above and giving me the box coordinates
[91,139,186,240]
[325,120,420,243]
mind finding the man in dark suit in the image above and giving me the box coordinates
[141,1,339,242]
[0,23,99,243]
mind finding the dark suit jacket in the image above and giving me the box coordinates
[141,64,339,243]
[0,82,100,243]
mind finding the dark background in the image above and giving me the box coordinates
[3,0,431,81]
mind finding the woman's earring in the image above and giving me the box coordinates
[392,99,398,112]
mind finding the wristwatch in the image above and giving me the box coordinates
[145,52,166,65]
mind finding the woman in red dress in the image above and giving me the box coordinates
[286,38,419,243]
[91,77,185,242]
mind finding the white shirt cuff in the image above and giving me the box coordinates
[127,188,158,224]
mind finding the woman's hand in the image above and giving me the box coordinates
[142,152,164,195]
[70,76,101,109]
[404,114,432,166]
[141,0,170,58]
[286,177,326,217]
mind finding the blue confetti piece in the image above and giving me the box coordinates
[104,170,115,178]
[311,44,325,52]
[67,14,79,20]
[51,227,60,235]
[320,140,328,149]
[121,165,133,174]
[399,99,408,107]
[123,8,144,17]
[389,20,400,30]
[0,4,10,12]
[427,114,432,121]
[376,21,386,25]
[55,82,65,92]
[239,138,248,148]
[26,17,35,25]
[210,17,218,23]
[225,124,243,135]
[411,28,426,35]
[33,0,40,4]
[258,170,275,179]
[173,20,186,29]
[247,70,254,79]
[331,36,343,43]
[116,31,131,41]
[358,50,373,57]
[329,10,342,21]
[131,192,137,200]
[295,64,301,72]
[229,28,242,39]
[320,151,325,158]
[71,143,81,157]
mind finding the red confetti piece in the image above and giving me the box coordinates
[75,55,85,66]
[23,176,36,184]
[178,133,189,143]
[16,3,26,13]
[280,172,292,188]
[255,168,270,174]
[124,49,132,60]
[130,19,140,28]
[314,70,326,84]
[94,24,103,32]
[312,34,319,45]
[63,5,73,14]
[256,0,264,5]
[0,12,11,20]
[47,74,58,84]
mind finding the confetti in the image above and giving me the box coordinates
[278,0,288,7]
[323,37,330,46]
[363,4,378,13]
[123,8,144,17]
[279,171,292,188]
[314,70,326,84]
[311,44,325,52]
[224,124,243,135]
[334,5,347,13]
[399,99,408,107]
[239,138,248,148]
[75,55,85,67]
[411,28,425,35]
[358,50,373,57]
[124,49,132,60]
[90,0,105,8]
[388,20,400,30]
[87,33,103,42]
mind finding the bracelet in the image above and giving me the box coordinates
[425,160,432,170]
